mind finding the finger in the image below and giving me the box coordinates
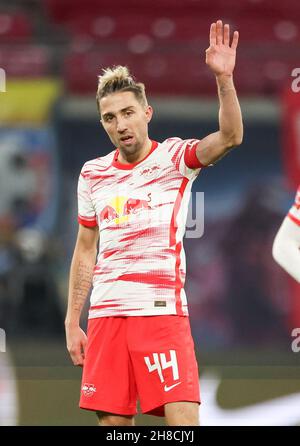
[75,356,84,367]
[73,354,84,366]
[69,348,84,366]
[224,23,230,46]
[231,30,239,50]
[80,341,86,360]
[216,19,223,45]
[209,22,216,46]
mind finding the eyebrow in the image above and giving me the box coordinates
[102,106,135,119]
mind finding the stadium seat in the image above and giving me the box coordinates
[45,0,300,24]
[64,47,218,96]
[0,13,33,42]
[49,0,300,96]
[65,13,300,49]
[0,46,50,77]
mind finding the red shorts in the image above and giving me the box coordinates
[79,315,200,417]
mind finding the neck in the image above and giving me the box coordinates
[118,138,152,164]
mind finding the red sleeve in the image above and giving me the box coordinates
[184,141,205,169]
[78,215,98,227]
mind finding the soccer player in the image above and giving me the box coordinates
[272,185,300,282]
[65,20,243,426]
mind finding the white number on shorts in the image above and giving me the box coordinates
[144,350,179,383]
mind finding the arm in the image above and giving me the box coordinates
[65,224,99,366]
[196,20,243,166]
[272,216,300,283]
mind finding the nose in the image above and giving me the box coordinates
[116,117,127,133]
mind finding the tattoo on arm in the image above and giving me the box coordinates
[72,260,93,312]
[218,85,236,95]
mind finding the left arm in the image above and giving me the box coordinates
[196,20,243,166]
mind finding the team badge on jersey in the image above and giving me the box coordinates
[139,163,160,179]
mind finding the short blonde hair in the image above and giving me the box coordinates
[96,65,147,114]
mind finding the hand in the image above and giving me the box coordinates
[65,323,87,367]
[205,20,239,77]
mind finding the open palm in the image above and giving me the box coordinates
[206,20,239,76]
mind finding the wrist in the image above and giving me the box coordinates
[216,73,234,84]
[216,74,235,92]
[65,315,80,327]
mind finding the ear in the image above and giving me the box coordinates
[145,105,153,123]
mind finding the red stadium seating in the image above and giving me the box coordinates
[64,47,214,96]
[4,0,298,95]
[0,13,33,42]
[65,15,215,44]
[65,14,300,45]
[45,0,300,23]
[63,40,299,97]
[0,46,50,77]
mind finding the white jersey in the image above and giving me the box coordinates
[77,138,203,318]
[272,185,300,283]
[288,185,300,226]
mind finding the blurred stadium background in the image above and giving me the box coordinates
[0,0,300,426]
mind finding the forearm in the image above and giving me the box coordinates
[65,247,97,325]
[195,75,243,166]
[272,217,300,283]
[216,74,243,145]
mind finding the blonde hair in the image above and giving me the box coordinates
[96,65,147,114]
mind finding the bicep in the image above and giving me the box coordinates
[76,224,99,253]
[196,131,234,166]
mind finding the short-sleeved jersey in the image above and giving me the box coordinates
[77,138,203,318]
[288,185,300,226]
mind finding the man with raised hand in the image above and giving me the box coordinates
[65,20,243,426]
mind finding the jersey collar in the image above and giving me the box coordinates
[112,140,158,170]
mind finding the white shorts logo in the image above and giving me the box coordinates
[82,383,96,397]
[164,382,181,392]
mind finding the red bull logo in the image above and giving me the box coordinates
[139,164,160,178]
[99,205,118,222]
[100,194,152,225]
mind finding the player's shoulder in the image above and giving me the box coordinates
[80,149,115,178]
[159,137,186,155]
[161,137,183,147]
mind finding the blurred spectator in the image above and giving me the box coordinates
[221,184,290,346]
[0,227,64,339]
[0,139,37,223]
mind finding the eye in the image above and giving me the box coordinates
[105,116,113,122]
[125,110,133,117]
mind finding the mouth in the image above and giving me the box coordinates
[120,135,134,145]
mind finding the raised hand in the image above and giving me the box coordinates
[205,20,239,77]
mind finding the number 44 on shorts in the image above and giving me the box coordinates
[144,350,181,389]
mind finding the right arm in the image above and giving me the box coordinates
[65,224,99,366]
